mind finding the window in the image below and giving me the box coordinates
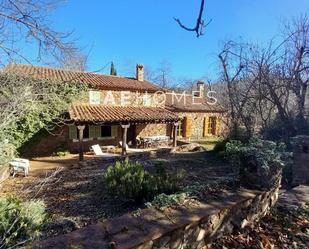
[177,126,183,136]
[177,122,183,137]
[101,125,112,137]
[83,126,89,139]
[208,117,217,136]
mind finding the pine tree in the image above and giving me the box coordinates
[110,62,117,76]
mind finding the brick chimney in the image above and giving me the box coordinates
[136,64,144,81]
[196,81,205,97]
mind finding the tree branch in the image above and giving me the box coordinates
[174,0,211,37]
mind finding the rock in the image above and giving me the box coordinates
[174,143,206,153]
[44,216,80,236]
[169,230,184,249]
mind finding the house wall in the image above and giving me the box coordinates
[23,123,172,156]
[136,124,169,138]
[88,90,165,108]
[22,112,225,157]
[177,112,225,140]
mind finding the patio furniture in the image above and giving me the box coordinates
[91,144,120,158]
[119,142,144,153]
[142,135,170,148]
[9,158,30,177]
[101,145,116,154]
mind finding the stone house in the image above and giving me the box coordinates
[4,64,225,157]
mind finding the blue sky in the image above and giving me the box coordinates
[45,0,309,80]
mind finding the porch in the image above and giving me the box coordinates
[68,103,181,160]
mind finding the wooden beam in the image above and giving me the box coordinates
[77,125,85,161]
[121,123,130,156]
[173,122,179,147]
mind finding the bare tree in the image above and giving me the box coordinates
[218,15,309,141]
[218,41,257,137]
[60,51,88,71]
[283,15,309,133]
[0,0,78,66]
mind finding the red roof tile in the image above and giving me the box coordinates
[69,103,180,124]
[4,64,162,92]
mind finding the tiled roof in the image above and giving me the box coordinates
[3,64,162,92]
[165,92,225,112]
[69,103,180,124]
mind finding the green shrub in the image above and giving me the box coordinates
[151,161,187,195]
[0,196,46,248]
[105,159,151,201]
[0,141,16,166]
[146,192,188,210]
[54,143,70,157]
[213,138,229,153]
[105,159,186,202]
[223,138,285,189]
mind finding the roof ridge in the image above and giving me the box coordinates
[6,63,153,82]
[4,63,162,92]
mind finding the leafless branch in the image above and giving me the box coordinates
[174,0,211,37]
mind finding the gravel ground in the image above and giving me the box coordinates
[0,151,234,238]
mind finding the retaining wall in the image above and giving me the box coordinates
[33,187,279,249]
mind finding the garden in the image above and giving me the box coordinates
[0,135,296,248]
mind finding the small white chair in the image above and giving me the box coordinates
[9,158,30,177]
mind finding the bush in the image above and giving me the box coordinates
[0,140,16,166]
[146,192,188,210]
[54,143,70,157]
[151,161,186,195]
[223,138,285,189]
[213,138,229,153]
[105,159,151,201]
[0,196,46,248]
[104,159,186,202]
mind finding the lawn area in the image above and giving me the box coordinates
[194,137,222,150]
[0,150,235,238]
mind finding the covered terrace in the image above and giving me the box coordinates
[68,103,181,160]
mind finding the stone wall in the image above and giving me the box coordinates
[33,187,279,249]
[178,112,225,140]
[136,124,169,138]
[90,90,165,108]
[21,127,67,157]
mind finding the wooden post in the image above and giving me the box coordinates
[173,122,179,147]
[77,125,85,161]
[121,123,130,156]
[131,124,137,148]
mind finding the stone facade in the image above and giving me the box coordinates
[33,187,279,249]
[177,112,225,140]
[89,90,165,108]
[136,124,169,138]
[22,89,225,156]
